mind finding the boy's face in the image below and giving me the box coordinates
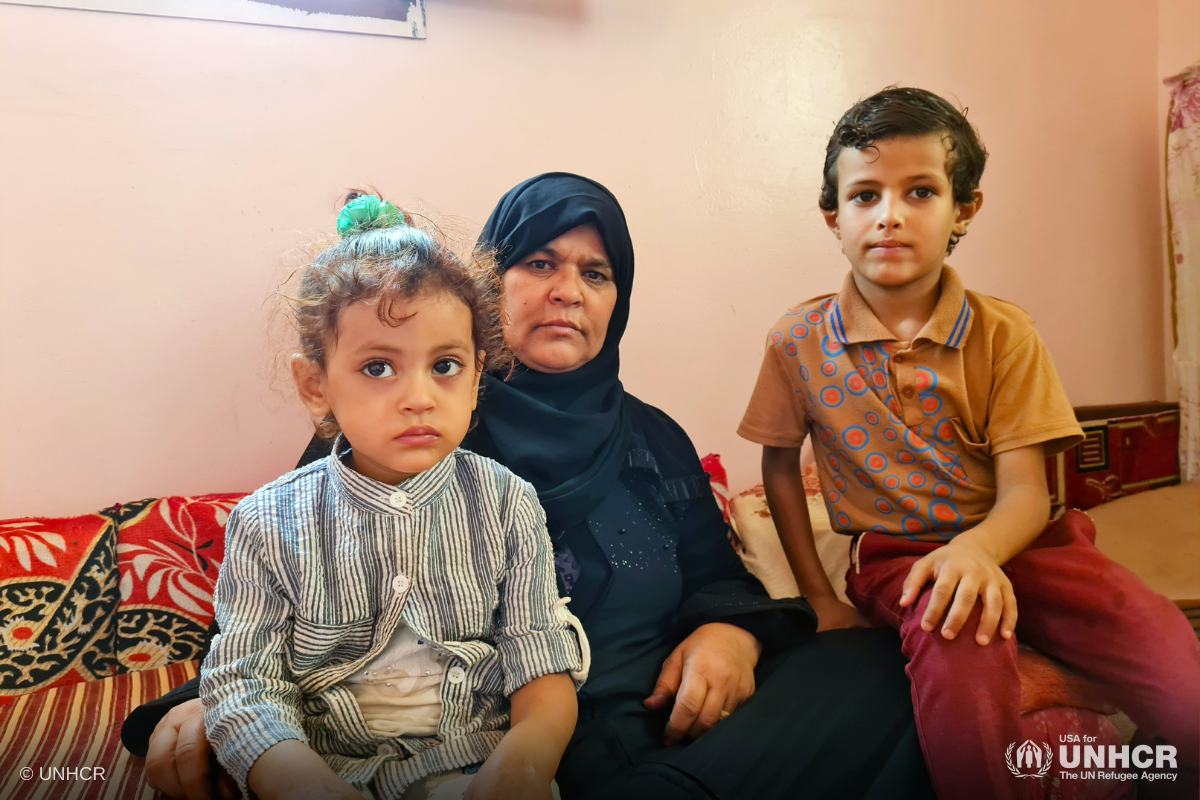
[292,292,483,485]
[823,133,982,292]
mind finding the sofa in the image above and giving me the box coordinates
[0,404,1193,799]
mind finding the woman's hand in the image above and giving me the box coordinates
[643,622,761,745]
[144,698,237,800]
[900,539,1018,645]
[807,594,868,632]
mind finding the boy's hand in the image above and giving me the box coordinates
[807,595,867,632]
[900,539,1017,645]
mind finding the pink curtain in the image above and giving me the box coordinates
[1165,63,1200,481]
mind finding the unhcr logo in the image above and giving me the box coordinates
[1005,737,1179,784]
[1006,740,1052,778]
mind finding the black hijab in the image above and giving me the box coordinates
[463,173,634,533]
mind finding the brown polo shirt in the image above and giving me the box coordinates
[738,266,1083,542]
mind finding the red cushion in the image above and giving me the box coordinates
[110,494,245,671]
[0,513,121,697]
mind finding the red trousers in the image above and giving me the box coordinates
[845,510,1200,800]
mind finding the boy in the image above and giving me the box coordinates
[738,87,1199,800]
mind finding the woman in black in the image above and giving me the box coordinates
[124,173,930,800]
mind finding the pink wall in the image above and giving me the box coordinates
[0,0,1178,517]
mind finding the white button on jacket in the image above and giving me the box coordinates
[392,574,410,595]
[446,666,466,684]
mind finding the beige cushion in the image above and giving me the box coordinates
[1090,481,1199,602]
[732,480,1199,607]
[729,487,852,604]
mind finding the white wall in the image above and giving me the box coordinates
[0,0,1175,516]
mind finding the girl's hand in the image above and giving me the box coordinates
[807,594,868,632]
[899,540,1018,645]
[248,740,366,800]
[463,759,552,800]
[463,672,572,800]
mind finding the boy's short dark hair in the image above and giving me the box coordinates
[819,87,988,253]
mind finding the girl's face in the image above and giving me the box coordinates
[499,224,618,374]
[292,291,483,484]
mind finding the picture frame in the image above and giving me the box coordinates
[0,0,426,39]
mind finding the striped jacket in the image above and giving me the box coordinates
[200,445,587,798]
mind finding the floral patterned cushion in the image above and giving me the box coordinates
[0,493,245,700]
[0,513,121,697]
[110,494,244,672]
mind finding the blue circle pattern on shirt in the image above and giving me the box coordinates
[781,302,972,540]
[853,468,876,489]
[903,427,932,453]
[820,335,844,357]
[842,426,869,450]
[865,453,889,473]
[928,499,963,530]
[932,417,957,445]
[820,386,845,408]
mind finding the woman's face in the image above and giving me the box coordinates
[500,224,618,373]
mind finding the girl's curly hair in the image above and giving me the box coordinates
[819,87,988,254]
[285,191,510,439]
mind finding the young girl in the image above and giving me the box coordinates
[200,193,589,800]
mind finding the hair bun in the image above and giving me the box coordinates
[336,194,406,237]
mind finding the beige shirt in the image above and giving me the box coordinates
[738,266,1083,542]
[342,623,446,738]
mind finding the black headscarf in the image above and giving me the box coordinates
[463,173,634,533]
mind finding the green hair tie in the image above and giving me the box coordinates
[336,195,405,237]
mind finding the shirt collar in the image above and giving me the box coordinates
[327,435,457,516]
[830,265,974,349]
